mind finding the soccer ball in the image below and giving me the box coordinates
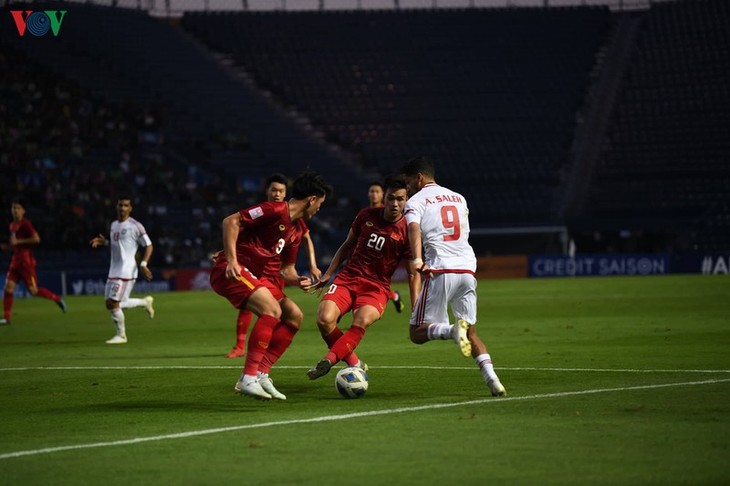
[335,367,369,398]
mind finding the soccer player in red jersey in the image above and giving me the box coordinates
[226,173,322,359]
[306,177,420,380]
[368,181,405,313]
[1,199,66,325]
[210,171,332,400]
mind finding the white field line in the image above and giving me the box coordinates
[1,377,729,460]
[0,365,729,373]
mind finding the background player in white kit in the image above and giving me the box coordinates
[400,156,506,397]
[90,196,155,344]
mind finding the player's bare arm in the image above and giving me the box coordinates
[307,229,357,293]
[405,259,421,310]
[407,221,431,276]
[302,232,322,281]
[10,231,40,247]
[89,233,107,248]
[139,244,154,281]
[279,262,314,290]
[222,213,243,279]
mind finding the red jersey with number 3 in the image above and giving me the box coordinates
[9,218,37,269]
[337,207,411,291]
[234,201,302,278]
[260,218,308,286]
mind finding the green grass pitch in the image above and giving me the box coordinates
[1,274,728,484]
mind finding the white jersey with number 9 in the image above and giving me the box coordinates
[403,182,476,273]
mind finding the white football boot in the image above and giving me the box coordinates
[487,378,507,397]
[144,296,155,319]
[106,334,128,344]
[452,319,472,358]
[258,375,286,400]
[234,375,272,401]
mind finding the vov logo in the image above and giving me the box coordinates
[10,10,67,37]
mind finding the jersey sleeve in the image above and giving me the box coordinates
[23,219,38,237]
[134,220,152,247]
[403,198,423,225]
[350,208,367,238]
[239,202,280,228]
[297,219,310,236]
[280,240,301,266]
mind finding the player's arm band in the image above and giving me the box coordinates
[411,258,423,267]
[140,261,148,268]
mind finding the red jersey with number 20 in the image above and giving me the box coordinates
[234,201,302,279]
[337,207,411,291]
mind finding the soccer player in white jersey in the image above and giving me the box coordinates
[401,156,506,397]
[90,196,155,344]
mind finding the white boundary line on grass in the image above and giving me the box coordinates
[1,377,729,460]
[1,365,729,373]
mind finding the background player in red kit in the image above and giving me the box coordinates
[1,199,66,325]
[306,177,419,380]
[210,171,332,400]
[226,173,322,358]
[368,181,405,313]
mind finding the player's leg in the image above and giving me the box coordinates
[256,297,303,400]
[389,288,404,313]
[209,261,278,400]
[451,275,506,397]
[1,271,17,324]
[260,297,301,371]
[408,274,459,344]
[120,295,155,319]
[227,309,252,358]
[315,285,362,367]
[25,270,65,313]
[235,287,283,400]
[308,303,381,380]
[105,279,131,343]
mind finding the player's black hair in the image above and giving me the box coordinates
[400,156,435,179]
[11,198,26,209]
[291,171,333,199]
[384,175,408,193]
[265,173,288,189]
[117,195,133,204]
[368,181,385,192]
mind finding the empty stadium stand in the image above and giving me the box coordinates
[2,0,728,267]
[588,0,730,251]
[182,7,612,226]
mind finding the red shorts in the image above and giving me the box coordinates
[6,262,37,287]
[322,274,389,317]
[209,258,285,310]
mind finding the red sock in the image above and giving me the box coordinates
[36,287,59,302]
[324,328,360,366]
[259,322,298,374]
[243,314,278,376]
[235,310,253,349]
[3,291,13,320]
[388,290,398,300]
[326,326,366,365]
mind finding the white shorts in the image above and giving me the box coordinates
[105,278,136,302]
[410,272,477,326]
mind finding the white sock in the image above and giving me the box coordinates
[475,353,499,383]
[427,323,452,340]
[121,298,146,309]
[111,308,126,337]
